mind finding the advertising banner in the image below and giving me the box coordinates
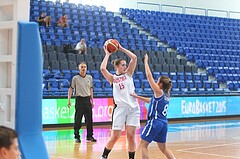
[42,96,240,125]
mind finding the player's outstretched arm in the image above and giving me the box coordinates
[144,54,162,96]
[131,93,151,103]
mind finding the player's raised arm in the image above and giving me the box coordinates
[100,41,114,84]
[144,54,162,96]
[119,44,137,76]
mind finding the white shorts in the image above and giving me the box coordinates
[112,105,140,130]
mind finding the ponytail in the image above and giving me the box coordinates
[159,76,172,96]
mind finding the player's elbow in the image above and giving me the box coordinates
[132,54,137,60]
[68,87,73,92]
[100,67,107,73]
[130,55,137,64]
[146,99,151,103]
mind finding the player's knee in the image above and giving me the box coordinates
[111,137,119,143]
[160,147,166,153]
[158,144,166,152]
[126,129,136,139]
[139,142,148,150]
[127,132,135,139]
[110,133,120,142]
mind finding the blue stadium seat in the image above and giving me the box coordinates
[48,78,59,89]
[94,87,103,93]
[171,80,178,88]
[93,79,102,88]
[59,79,69,90]
[203,81,211,89]
[103,79,111,88]
[153,72,160,80]
[178,80,186,88]
[141,79,150,88]
[185,72,193,80]
[135,88,143,94]
[135,71,145,80]
[90,70,102,79]
[169,72,177,80]
[103,87,113,93]
[143,88,153,95]
[134,79,141,88]
[186,80,194,89]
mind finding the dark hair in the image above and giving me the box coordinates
[78,61,86,67]
[159,76,172,96]
[111,58,125,66]
[0,126,18,149]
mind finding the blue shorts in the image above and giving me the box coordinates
[140,119,168,143]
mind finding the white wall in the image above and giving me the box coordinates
[76,0,240,18]
[117,0,239,11]
[0,0,30,128]
[119,0,240,18]
[67,0,240,18]
[17,0,30,21]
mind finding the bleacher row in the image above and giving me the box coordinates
[31,1,166,51]
[30,0,240,96]
[120,8,240,93]
[43,45,196,72]
[42,46,201,96]
[43,69,221,97]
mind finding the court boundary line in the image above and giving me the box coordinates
[50,156,75,159]
[177,142,240,158]
[177,150,240,159]
[177,142,240,151]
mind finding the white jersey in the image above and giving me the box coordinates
[112,73,139,108]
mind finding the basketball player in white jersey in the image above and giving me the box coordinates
[100,41,140,159]
[131,54,176,159]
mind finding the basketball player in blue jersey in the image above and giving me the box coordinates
[131,54,176,159]
[100,41,140,159]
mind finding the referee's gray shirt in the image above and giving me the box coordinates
[71,74,93,97]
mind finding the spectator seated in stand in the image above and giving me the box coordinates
[37,12,51,27]
[75,38,87,54]
[57,13,68,28]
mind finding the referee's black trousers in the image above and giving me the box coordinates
[74,96,93,139]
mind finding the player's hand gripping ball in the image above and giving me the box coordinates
[105,39,119,53]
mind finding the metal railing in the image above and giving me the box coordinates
[137,2,240,19]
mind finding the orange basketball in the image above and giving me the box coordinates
[106,39,119,53]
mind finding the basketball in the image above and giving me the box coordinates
[106,39,119,53]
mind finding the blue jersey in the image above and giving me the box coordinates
[147,91,170,122]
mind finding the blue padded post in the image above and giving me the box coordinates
[16,22,49,159]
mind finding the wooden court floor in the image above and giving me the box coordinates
[43,118,240,159]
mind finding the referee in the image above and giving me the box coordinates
[68,61,97,143]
